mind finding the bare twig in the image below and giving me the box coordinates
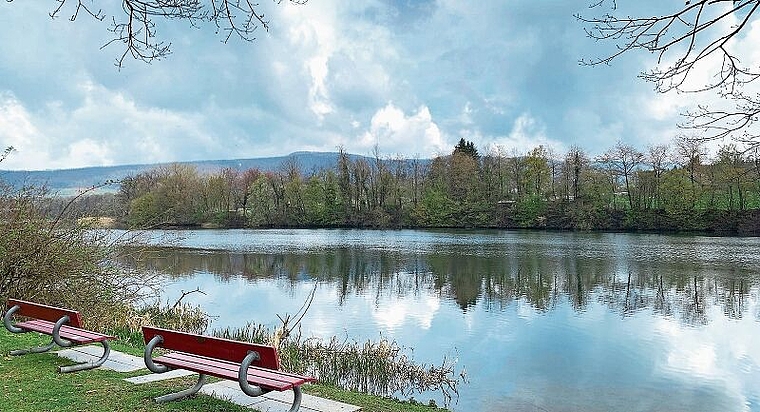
[578,0,760,148]
[9,0,307,68]
[275,282,317,343]
[171,287,207,310]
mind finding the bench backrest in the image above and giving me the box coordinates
[6,299,84,328]
[142,326,281,370]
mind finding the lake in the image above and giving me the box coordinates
[120,229,760,412]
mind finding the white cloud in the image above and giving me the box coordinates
[355,102,447,156]
[0,93,53,170]
[276,1,397,122]
[371,293,441,331]
[483,113,566,156]
[0,81,224,170]
[281,5,337,119]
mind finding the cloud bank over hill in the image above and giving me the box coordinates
[2,1,756,170]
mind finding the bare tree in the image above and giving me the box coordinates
[597,141,645,209]
[578,1,760,147]
[646,143,670,209]
[564,145,588,201]
[674,134,707,208]
[12,0,306,67]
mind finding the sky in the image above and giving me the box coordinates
[0,0,758,171]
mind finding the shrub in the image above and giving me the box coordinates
[0,183,162,332]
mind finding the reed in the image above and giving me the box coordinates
[215,323,463,406]
[107,300,210,345]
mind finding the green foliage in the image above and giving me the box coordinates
[524,145,551,198]
[514,194,547,227]
[128,193,162,227]
[418,186,455,226]
[91,140,760,234]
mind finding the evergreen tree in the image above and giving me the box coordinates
[453,138,479,159]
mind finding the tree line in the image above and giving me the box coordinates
[75,137,760,234]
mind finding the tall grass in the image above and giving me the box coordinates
[215,323,464,407]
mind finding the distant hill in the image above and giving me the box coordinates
[0,151,359,195]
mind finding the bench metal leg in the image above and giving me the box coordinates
[3,305,24,334]
[155,373,207,403]
[5,307,74,358]
[3,304,54,355]
[288,386,303,412]
[59,340,111,373]
[9,339,56,356]
[238,351,303,412]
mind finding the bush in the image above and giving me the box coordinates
[0,183,162,333]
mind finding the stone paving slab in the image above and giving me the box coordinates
[124,368,196,383]
[57,345,144,372]
[201,380,361,412]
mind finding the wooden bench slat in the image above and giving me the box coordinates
[167,352,315,386]
[160,352,239,377]
[155,352,314,391]
[155,355,292,391]
[16,320,113,344]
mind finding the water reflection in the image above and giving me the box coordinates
[117,230,760,411]
[121,233,758,326]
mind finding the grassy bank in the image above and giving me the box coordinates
[0,329,449,412]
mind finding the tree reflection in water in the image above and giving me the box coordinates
[119,238,757,327]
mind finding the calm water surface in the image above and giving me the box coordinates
[121,229,760,412]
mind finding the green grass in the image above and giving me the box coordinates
[0,329,449,412]
[305,384,447,412]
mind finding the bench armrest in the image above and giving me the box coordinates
[52,316,74,347]
[5,305,74,347]
[144,335,170,373]
[238,351,266,397]
[3,305,24,333]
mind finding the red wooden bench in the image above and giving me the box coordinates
[142,326,317,412]
[3,298,114,373]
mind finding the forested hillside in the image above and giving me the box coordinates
[0,152,353,193]
[51,138,760,234]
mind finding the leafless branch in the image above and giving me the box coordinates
[578,1,760,93]
[276,282,317,341]
[171,287,207,310]
[11,0,307,68]
[681,93,760,146]
[579,1,760,148]
[0,147,14,163]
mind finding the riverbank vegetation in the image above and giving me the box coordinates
[0,149,459,409]
[67,137,760,234]
[0,329,450,412]
[216,322,461,407]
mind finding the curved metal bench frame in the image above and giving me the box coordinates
[3,304,111,373]
[144,334,303,412]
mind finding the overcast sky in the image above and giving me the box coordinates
[0,1,756,171]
